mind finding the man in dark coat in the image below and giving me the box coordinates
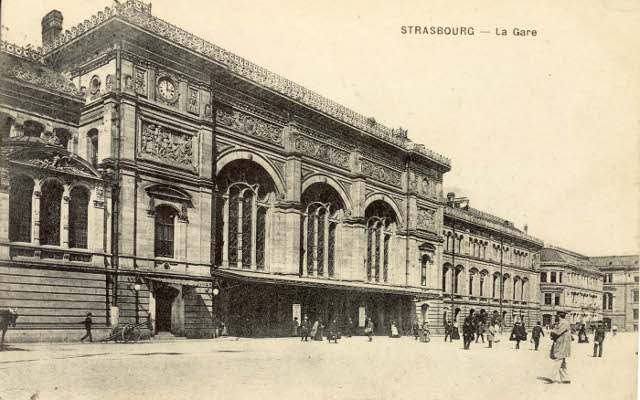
[463,309,476,350]
[593,323,606,357]
[300,315,310,342]
[532,321,544,351]
[80,312,93,343]
[444,320,453,342]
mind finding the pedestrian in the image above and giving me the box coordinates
[475,321,485,343]
[510,321,526,349]
[327,319,339,343]
[311,319,324,341]
[390,320,400,338]
[444,320,453,342]
[413,320,420,340]
[421,320,431,342]
[547,311,572,384]
[300,315,310,341]
[80,312,93,343]
[531,321,544,351]
[611,324,618,337]
[487,323,496,348]
[451,321,461,341]
[292,317,299,337]
[580,324,589,343]
[593,323,606,357]
[347,317,354,337]
[463,309,476,350]
[364,317,374,341]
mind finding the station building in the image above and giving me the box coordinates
[591,255,639,331]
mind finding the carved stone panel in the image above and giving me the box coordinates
[417,207,436,232]
[292,133,349,169]
[360,159,402,188]
[135,68,147,96]
[188,87,199,115]
[216,108,283,146]
[138,121,196,171]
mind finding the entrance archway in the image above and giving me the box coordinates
[421,304,429,323]
[155,285,179,333]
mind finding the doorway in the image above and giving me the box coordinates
[155,285,178,333]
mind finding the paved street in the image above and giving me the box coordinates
[0,333,637,400]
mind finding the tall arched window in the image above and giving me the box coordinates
[301,183,344,278]
[479,271,487,297]
[365,201,397,283]
[421,255,430,286]
[454,266,463,294]
[469,270,475,295]
[217,160,275,271]
[9,175,34,242]
[493,273,500,299]
[155,205,176,258]
[40,180,64,246]
[442,264,450,292]
[69,187,90,248]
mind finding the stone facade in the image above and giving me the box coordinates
[539,247,604,327]
[439,194,544,332]
[591,256,639,331]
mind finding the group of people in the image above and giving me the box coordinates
[296,315,359,343]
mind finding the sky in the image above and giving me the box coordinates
[2,0,639,256]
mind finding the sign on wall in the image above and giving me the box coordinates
[359,306,366,327]
[292,303,301,322]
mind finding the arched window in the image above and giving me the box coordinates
[217,160,275,270]
[442,264,450,292]
[301,183,344,278]
[421,255,430,286]
[155,205,176,258]
[9,175,34,242]
[88,129,99,166]
[40,180,64,246]
[365,201,397,283]
[454,266,463,294]
[469,270,475,295]
[69,187,90,248]
[493,273,500,299]
[479,271,487,297]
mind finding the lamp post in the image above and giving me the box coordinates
[133,281,141,324]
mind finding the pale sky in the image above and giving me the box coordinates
[2,0,639,256]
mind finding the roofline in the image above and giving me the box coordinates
[39,0,451,170]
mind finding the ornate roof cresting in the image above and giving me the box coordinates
[40,0,450,167]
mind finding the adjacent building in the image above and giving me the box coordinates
[591,256,639,331]
[442,194,544,328]
[539,247,604,327]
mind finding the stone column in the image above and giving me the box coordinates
[61,187,70,249]
[32,180,42,246]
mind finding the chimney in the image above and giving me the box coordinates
[42,10,63,47]
[524,224,529,234]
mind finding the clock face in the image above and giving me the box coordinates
[158,78,177,101]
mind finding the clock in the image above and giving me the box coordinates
[157,77,178,102]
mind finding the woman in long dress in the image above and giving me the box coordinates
[310,320,319,340]
[390,321,400,338]
[313,320,324,341]
[364,318,374,342]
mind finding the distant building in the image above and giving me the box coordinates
[539,247,604,327]
[442,194,544,328]
[590,256,639,331]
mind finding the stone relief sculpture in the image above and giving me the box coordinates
[292,133,350,168]
[216,108,282,145]
[417,208,436,232]
[140,122,193,166]
[360,159,402,188]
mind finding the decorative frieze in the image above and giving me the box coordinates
[139,122,194,167]
[216,108,283,146]
[417,208,436,232]
[24,154,95,177]
[292,133,349,169]
[360,159,402,188]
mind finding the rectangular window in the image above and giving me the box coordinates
[544,293,552,305]
[559,272,563,283]
[554,294,561,306]
[550,272,557,283]
[421,262,427,287]
[634,276,639,283]
[634,291,639,303]
[540,272,547,283]
[634,309,639,320]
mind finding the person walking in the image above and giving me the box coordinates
[347,317,354,337]
[390,321,400,338]
[292,317,299,337]
[548,311,572,384]
[80,312,93,343]
[578,324,589,343]
[421,320,431,342]
[531,321,544,351]
[475,321,485,343]
[300,315,310,341]
[413,320,420,340]
[510,321,526,349]
[444,320,453,342]
[463,309,476,350]
[364,317,374,342]
[593,323,606,357]
[487,323,496,348]
[327,319,339,343]
[612,324,618,337]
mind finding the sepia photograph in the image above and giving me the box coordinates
[0,0,638,399]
